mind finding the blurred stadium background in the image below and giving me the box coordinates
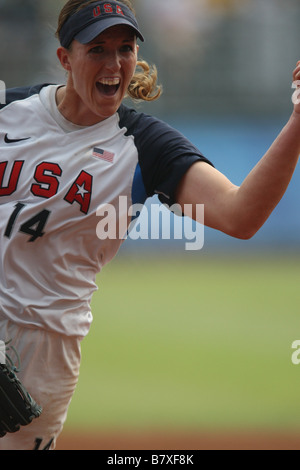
[1,0,300,449]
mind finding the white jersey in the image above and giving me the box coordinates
[0,84,211,337]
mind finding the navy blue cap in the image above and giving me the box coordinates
[59,1,144,49]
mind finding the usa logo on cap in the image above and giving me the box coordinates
[93,3,125,17]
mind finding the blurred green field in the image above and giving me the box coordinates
[64,253,300,433]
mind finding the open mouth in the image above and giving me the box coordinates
[96,78,121,97]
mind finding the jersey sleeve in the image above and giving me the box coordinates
[0,84,52,109]
[119,105,214,207]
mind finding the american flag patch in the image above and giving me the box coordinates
[93,147,115,163]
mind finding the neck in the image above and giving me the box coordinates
[55,85,105,126]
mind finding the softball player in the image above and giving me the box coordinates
[0,0,299,450]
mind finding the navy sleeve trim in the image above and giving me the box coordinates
[0,84,53,109]
[118,105,214,207]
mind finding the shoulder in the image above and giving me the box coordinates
[118,103,184,134]
[118,104,168,135]
[0,83,53,110]
[117,104,202,154]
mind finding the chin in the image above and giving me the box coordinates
[96,100,121,116]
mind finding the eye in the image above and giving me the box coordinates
[89,46,104,54]
[120,44,134,53]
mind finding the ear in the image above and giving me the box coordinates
[57,47,72,72]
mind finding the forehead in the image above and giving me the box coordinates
[89,24,137,43]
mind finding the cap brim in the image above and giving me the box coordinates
[74,17,144,44]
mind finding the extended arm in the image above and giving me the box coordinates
[176,63,300,240]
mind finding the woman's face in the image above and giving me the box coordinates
[57,25,138,125]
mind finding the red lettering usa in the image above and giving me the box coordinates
[93,3,124,17]
[104,3,113,13]
[0,161,93,215]
[64,170,92,214]
[31,162,62,199]
[0,161,24,196]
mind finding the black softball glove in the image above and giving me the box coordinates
[0,343,42,438]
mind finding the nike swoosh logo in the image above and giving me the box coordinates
[4,134,31,144]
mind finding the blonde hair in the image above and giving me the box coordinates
[56,0,162,102]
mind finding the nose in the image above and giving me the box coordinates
[105,51,121,73]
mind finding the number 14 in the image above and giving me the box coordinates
[4,203,51,242]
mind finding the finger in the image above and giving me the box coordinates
[293,73,300,83]
[293,65,300,82]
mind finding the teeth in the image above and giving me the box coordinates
[98,78,120,86]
